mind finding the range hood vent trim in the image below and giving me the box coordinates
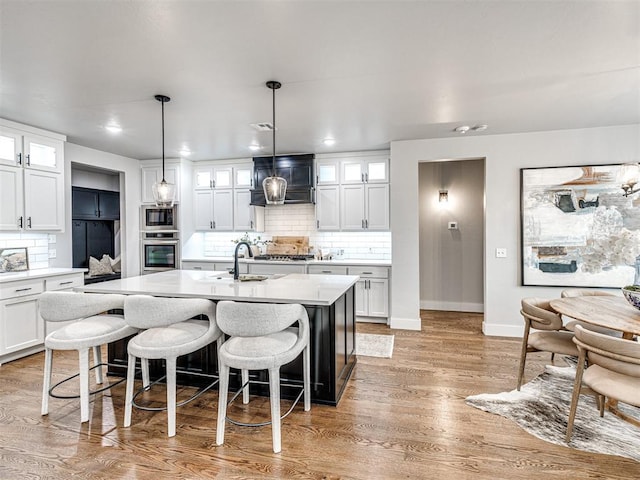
[250,154,316,206]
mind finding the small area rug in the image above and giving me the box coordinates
[465,365,640,462]
[355,333,394,358]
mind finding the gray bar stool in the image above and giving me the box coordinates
[215,301,310,453]
[39,291,137,423]
[123,295,222,437]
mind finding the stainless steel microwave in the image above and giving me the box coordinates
[141,205,177,231]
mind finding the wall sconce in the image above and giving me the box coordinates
[620,162,640,197]
[439,189,449,203]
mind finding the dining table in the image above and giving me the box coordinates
[550,294,640,426]
[550,295,640,340]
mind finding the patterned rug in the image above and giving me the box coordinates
[355,333,394,358]
[466,365,640,462]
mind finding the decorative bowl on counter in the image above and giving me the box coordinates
[622,286,640,311]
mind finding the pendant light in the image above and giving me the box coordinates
[152,94,176,207]
[262,80,287,205]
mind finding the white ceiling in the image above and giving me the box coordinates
[1,1,638,162]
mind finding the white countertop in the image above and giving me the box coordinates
[183,257,392,267]
[0,267,86,284]
[79,270,359,306]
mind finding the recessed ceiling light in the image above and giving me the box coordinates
[179,148,192,157]
[323,137,336,146]
[105,124,122,134]
[454,125,470,134]
[248,144,261,151]
[472,124,488,132]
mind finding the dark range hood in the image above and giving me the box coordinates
[250,154,315,206]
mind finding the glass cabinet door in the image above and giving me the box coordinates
[0,128,23,167]
[23,135,63,173]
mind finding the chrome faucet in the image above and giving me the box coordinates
[233,241,254,280]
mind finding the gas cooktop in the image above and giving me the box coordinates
[253,254,314,261]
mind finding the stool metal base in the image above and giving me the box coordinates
[225,379,305,427]
[48,362,128,400]
[132,370,220,412]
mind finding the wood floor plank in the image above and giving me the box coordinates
[1,311,639,479]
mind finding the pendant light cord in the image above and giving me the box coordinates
[161,97,166,182]
[272,83,276,177]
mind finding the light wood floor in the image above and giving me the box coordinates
[1,310,639,479]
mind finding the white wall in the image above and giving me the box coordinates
[391,124,640,334]
[419,159,484,312]
[52,143,140,277]
[71,167,120,191]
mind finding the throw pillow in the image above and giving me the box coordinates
[88,255,114,277]
[108,254,121,273]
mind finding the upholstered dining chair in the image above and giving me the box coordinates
[123,295,222,437]
[517,297,579,390]
[566,324,640,442]
[39,291,135,423]
[215,301,311,453]
[559,289,621,336]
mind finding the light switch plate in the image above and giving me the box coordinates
[496,248,507,258]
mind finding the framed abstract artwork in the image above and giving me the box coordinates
[521,164,640,287]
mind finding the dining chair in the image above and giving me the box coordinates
[560,289,620,336]
[123,295,223,437]
[517,297,579,390]
[39,291,136,423]
[215,301,310,453]
[566,324,640,442]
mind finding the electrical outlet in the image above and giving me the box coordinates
[49,249,57,259]
[496,248,507,258]
[447,221,458,230]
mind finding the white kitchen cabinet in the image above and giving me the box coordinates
[194,165,233,190]
[0,125,64,173]
[348,266,389,321]
[315,185,340,231]
[316,159,340,185]
[194,189,234,231]
[234,163,253,188]
[0,167,64,232]
[0,271,84,364]
[141,164,180,204]
[234,189,264,231]
[181,260,243,274]
[307,265,348,275]
[341,155,389,185]
[341,183,389,231]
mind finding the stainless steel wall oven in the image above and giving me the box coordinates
[140,231,180,274]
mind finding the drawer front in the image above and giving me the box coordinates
[347,266,389,278]
[307,265,348,275]
[45,273,84,291]
[248,263,306,275]
[182,261,217,271]
[0,279,45,300]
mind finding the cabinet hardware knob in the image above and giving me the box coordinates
[59,281,73,285]
[18,216,23,228]
[27,217,32,228]
[193,266,202,270]
[17,153,22,165]
[213,220,216,229]
[365,172,369,182]
[210,221,213,229]
[362,272,373,275]
[25,154,31,166]
[250,220,254,229]
[15,287,32,292]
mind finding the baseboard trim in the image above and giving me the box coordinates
[420,300,484,313]
[389,316,421,331]
[482,322,523,338]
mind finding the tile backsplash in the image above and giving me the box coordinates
[0,233,56,270]
[196,204,391,259]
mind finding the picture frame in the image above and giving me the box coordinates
[521,164,640,288]
[0,247,30,273]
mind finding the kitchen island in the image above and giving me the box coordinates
[80,270,358,405]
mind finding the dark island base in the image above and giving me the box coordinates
[107,286,357,406]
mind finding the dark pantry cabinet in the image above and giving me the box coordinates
[72,186,120,220]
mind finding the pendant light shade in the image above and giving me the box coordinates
[152,94,176,207]
[263,81,287,205]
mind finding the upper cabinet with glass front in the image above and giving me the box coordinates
[0,125,64,173]
[194,165,234,190]
[316,159,340,185]
[341,155,389,185]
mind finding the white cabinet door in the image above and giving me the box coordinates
[0,127,23,167]
[0,295,44,355]
[234,165,253,188]
[316,159,340,185]
[0,165,23,231]
[212,189,234,231]
[194,190,214,230]
[364,157,389,183]
[194,166,214,190]
[367,279,389,317]
[23,134,64,173]
[316,185,340,231]
[142,165,180,203]
[233,188,263,231]
[341,160,364,184]
[341,184,365,230]
[24,169,64,231]
[354,280,367,316]
[365,183,390,230]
